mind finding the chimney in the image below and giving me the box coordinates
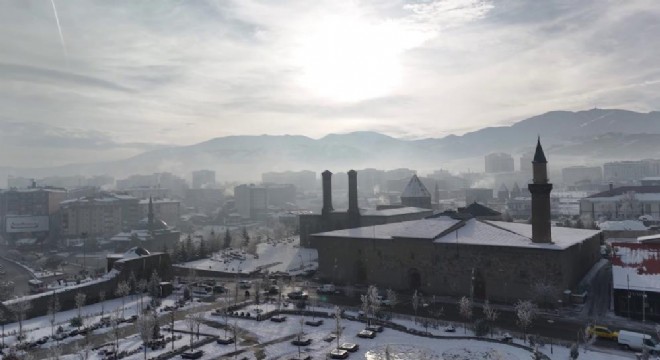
[348,170,359,216]
[321,170,333,216]
[609,183,613,192]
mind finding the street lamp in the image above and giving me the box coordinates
[547,320,554,354]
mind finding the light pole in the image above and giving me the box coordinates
[547,320,554,354]
[643,292,647,323]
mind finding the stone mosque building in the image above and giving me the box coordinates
[309,138,602,303]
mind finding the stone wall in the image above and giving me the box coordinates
[311,232,601,304]
[1,253,172,321]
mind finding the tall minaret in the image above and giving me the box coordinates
[148,196,155,234]
[528,137,553,243]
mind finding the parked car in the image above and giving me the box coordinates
[357,329,376,339]
[238,280,252,289]
[270,315,287,323]
[267,285,280,295]
[366,325,384,333]
[305,319,324,327]
[376,295,393,307]
[444,324,456,333]
[587,325,619,340]
[317,284,336,294]
[618,330,660,352]
[181,350,204,359]
[287,290,309,300]
[216,337,235,345]
[291,337,312,346]
[329,349,349,359]
[498,333,513,343]
[338,343,359,352]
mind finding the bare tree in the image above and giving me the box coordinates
[8,300,32,344]
[137,278,148,313]
[482,300,499,338]
[168,306,177,350]
[186,312,204,352]
[75,292,87,329]
[110,307,122,357]
[458,296,473,334]
[98,290,106,318]
[514,300,538,343]
[115,280,130,319]
[386,288,398,310]
[360,285,379,326]
[137,313,156,360]
[412,290,420,324]
[47,293,61,339]
[0,309,6,348]
[334,306,342,350]
[530,281,559,308]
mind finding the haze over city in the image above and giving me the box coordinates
[2,1,660,360]
[2,0,660,167]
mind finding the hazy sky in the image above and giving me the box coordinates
[1,0,659,167]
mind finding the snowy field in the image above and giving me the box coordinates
[180,236,318,275]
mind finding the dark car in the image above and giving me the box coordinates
[339,343,359,352]
[329,349,349,359]
[357,329,376,339]
[216,337,234,345]
[287,290,309,300]
[181,350,204,359]
[270,315,287,323]
[291,337,312,346]
[366,325,384,333]
[305,319,324,327]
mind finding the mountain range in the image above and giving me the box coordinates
[5,108,660,182]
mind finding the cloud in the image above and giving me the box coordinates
[0,0,658,167]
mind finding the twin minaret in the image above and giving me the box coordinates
[528,137,553,243]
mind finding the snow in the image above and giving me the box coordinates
[599,220,648,231]
[315,216,600,250]
[612,244,660,292]
[178,236,318,275]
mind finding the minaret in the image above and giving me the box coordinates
[321,170,333,217]
[528,137,553,243]
[147,196,155,234]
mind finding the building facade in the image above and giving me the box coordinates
[0,188,66,245]
[485,153,515,173]
[562,166,603,186]
[579,186,660,222]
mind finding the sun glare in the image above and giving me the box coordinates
[295,14,409,103]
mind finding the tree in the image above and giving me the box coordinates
[110,307,123,357]
[360,285,380,326]
[514,300,538,343]
[223,229,232,249]
[99,290,106,318]
[47,293,61,340]
[75,292,87,329]
[148,270,161,306]
[569,343,579,359]
[9,300,32,344]
[530,281,559,308]
[334,306,342,350]
[241,227,250,250]
[137,279,148,313]
[128,271,138,295]
[386,289,398,317]
[412,290,420,324]
[199,238,207,259]
[0,309,6,348]
[185,235,194,260]
[137,312,156,360]
[115,280,130,319]
[186,312,204,352]
[458,296,473,334]
[482,300,499,338]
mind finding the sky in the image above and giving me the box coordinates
[1,0,660,167]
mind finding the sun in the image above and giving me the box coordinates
[294,13,407,103]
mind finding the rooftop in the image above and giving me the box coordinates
[401,175,431,198]
[587,186,660,199]
[314,216,600,250]
[611,242,660,292]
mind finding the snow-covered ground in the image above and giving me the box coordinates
[180,236,318,275]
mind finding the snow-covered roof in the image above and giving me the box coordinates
[314,216,600,250]
[362,207,432,217]
[638,234,660,243]
[401,175,431,198]
[612,243,660,292]
[598,220,648,231]
[123,247,151,258]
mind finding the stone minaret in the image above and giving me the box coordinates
[321,170,333,217]
[528,137,553,243]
